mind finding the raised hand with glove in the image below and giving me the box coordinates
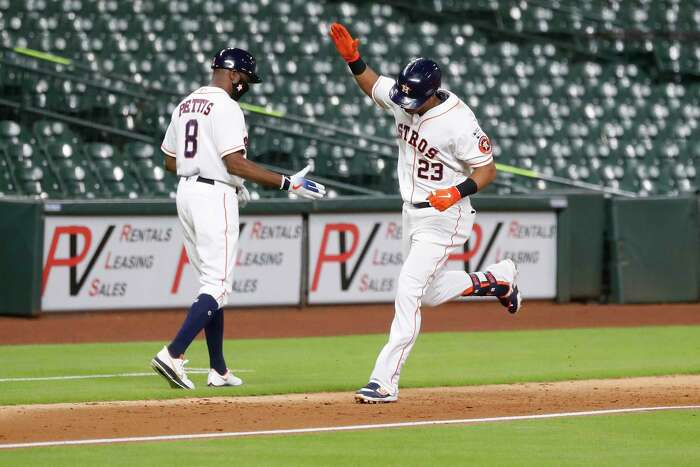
[328,22,379,97]
[329,22,360,63]
[280,164,326,200]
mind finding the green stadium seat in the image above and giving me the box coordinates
[13,155,64,198]
[0,146,21,195]
[5,142,57,177]
[124,142,157,160]
[98,164,142,198]
[138,160,176,198]
[84,142,118,163]
[44,142,106,198]
[33,120,79,147]
[15,164,46,197]
[0,120,33,147]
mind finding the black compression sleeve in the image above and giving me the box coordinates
[456,178,478,198]
[348,57,367,75]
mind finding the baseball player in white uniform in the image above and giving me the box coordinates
[151,48,326,389]
[330,24,522,403]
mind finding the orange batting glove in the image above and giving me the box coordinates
[329,22,360,63]
[427,187,461,212]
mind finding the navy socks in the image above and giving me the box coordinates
[205,308,227,375]
[168,294,219,358]
[464,272,510,297]
[167,295,228,375]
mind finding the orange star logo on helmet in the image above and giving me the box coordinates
[401,84,411,94]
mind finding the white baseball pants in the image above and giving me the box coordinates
[176,177,239,308]
[369,198,476,395]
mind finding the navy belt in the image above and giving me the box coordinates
[183,176,240,193]
[182,176,215,185]
[195,176,215,185]
[412,202,431,209]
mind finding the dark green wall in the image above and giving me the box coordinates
[609,196,700,303]
[0,199,43,316]
[556,193,607,302]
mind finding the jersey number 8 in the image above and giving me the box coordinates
[184,119,198,158]
[417,159,443,181]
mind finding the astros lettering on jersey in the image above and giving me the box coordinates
[371,76,493,204]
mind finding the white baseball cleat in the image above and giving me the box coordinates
[207,369,243,387]
[151,346,195,389]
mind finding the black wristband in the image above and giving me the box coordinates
[348,57,367,75]
[280,175,291,191]
[456,178,478,198]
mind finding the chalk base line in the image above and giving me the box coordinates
[1,405,699,450]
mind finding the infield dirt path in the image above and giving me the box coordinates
[2,301,700,345]
[2,375,699,444]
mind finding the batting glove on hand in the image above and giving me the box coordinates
[329,22,360,63]
[427,187,461,212]
[281,165,326,200]
[237,184,251,208]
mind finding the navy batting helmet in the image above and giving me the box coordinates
[211,48,262,83]
[389,58,441,110]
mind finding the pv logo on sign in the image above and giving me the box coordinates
[43,225,115,295]
[311,222,380,292]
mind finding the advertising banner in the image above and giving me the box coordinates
[42,215,303,311]
[308,211,557,304]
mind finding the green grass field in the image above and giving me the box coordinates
[2,410,698,466]
[1,325,698,405]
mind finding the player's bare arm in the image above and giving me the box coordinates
[469,161,497,190]
[352,65,380,98]
[224,151,326,200]
[223,150,283,187]
[164,154,176,173]
[428,161,497,212]
[329,23,378,98]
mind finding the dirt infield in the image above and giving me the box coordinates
[2,375,699,445]
[1,301,699,447]
[1,301,699,345]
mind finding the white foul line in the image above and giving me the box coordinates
[1,405,699,450]
[0,369,254,383]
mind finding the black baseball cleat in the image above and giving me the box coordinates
[486,259,523,314]
[354,382,398,403]
[500,283,522,314]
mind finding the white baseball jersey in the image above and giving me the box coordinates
[371,76,493,204]
[161,86,248,187]
[161,85,244,308]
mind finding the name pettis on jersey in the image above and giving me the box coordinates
[178,98,214,117]
[396,123,439,159]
